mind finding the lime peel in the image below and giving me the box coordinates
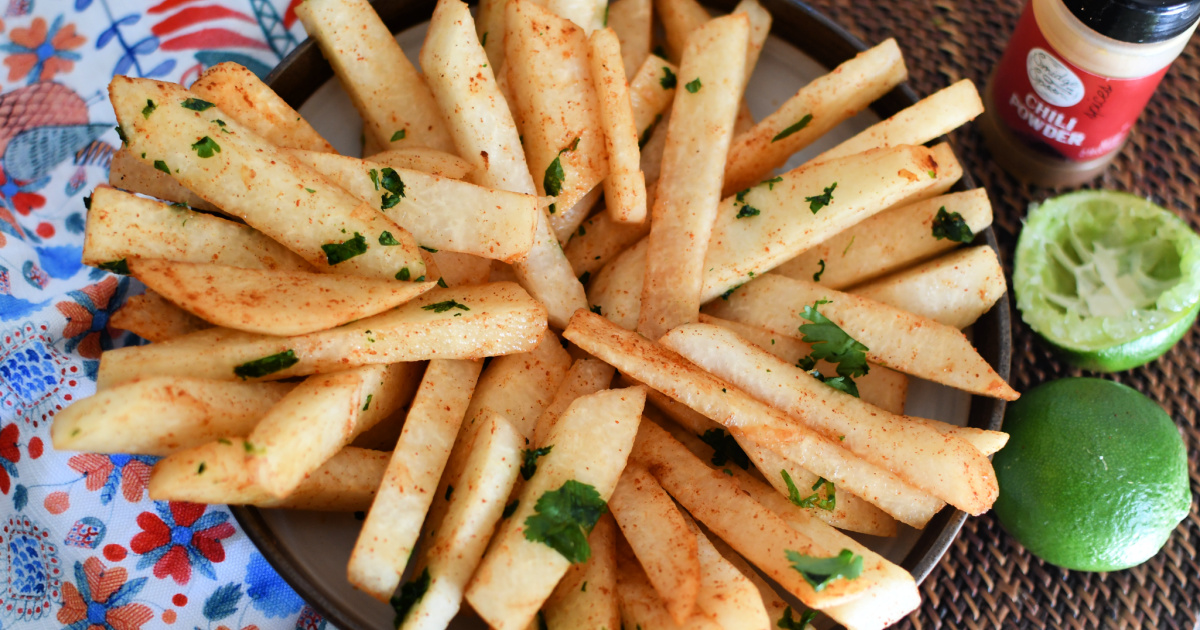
[1014,191,1200,368]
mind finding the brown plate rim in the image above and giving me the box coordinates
[235,1,1013,626]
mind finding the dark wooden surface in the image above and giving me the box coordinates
[794,1,1200,627]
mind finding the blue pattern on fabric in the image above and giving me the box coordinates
[0,2,335,627]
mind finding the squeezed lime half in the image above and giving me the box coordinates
[1014,191,1200,372]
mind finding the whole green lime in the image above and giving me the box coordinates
[993,378,1191,571]
[1013,190,1200,372]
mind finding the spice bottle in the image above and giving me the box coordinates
[980,0,1200,187]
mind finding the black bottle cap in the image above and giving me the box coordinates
[1062,0,1200,43]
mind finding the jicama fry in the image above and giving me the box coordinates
[813,78,984,163]
[425,330,571,542]
[655,0,711,62]
[589,28,648,224]
[616,536,722,630]
[476,0,507,68]
[644,395,899,536]
[110,76,428,280]
[246,364,413,498]
[587,145,950,328]
[84,187,311,273]
[722,39,907,195]
[543,513,620,630]
[564,310,943,526]
[464,387,646,630]
[129,259,437,336]
[852,245,1007,329]
[661,323,999,514]
[530,358,616,446]
[398,414,524,630]
[108,148,217,211]
[149,442,388,511]
[507,0,608,234]
[735,461,921,630]
[609,463,701,624]
[96,283,547,388]
[631,421,890,609]
[628,55,678,138]
[565,210,652,278]
[775,188,994,289]
[638,14,749,339]
[421,0,586,328]
[679,511,769,630]
[110,291,210,342]
[696,314,909,415]
[607,0,652,78]
[369,148,474,180]
[705,274,1019,400]
[348,359,482,602]
[189,61,335,153]
[295,0,455,153]
[288,150,538,263]
[52,377,293,456]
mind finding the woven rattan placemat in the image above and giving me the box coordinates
[794,0,1200,627]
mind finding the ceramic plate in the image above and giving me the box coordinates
[237,1,1013,627]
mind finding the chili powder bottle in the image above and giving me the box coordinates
[980,0,1200,187]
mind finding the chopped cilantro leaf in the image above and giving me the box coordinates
[778,606,819,630]
[524,480,607,563]
[804,182,837,213]
[764,176,783,190]
[578,271,591,285]
[685,78,701,93]
[153,160,171,175]
[218,438,232,445]
[781,470,836,511]
[420,245,438,253]
[720,283,745,301]
[813,259,825,282]
[590,305,602,315]
[390,129,406,142]
[785,549,863,592]
[437,277,448,288]
[797,300,869,378]
[772,114,813,142]
[660,66,677,89]
[368,169,380,190]
[813,373,859,398]
[379,167,406,209]
[481,31,488,46]
[543,139,579,197]
[142,99,156,118]
[521,445,553,480]
[639,113,662,148]
[197,462,207,474]
[842,235,855,256]
[83,195,92,210]
[243,440,265,454]
[931,206,974,243]
[98,259,129,275]
[653,45,667,58]
[234,350,299,380]
[503,500,519,518]
[321,232,368,265]
[362,394,373,411]
[181,98,215,111]
[422,300,470,313]
[191,136,221,158]
[396,267,411,281]
[305,188,315,193]
[379,231,401,246]
[700,429,749,469]
[391,568,431,626]
[115,125,128,145]
[736,204,760,219]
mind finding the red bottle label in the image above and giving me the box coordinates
[990,3,1170,162]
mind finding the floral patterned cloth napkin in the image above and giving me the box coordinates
[0,1,336,629]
